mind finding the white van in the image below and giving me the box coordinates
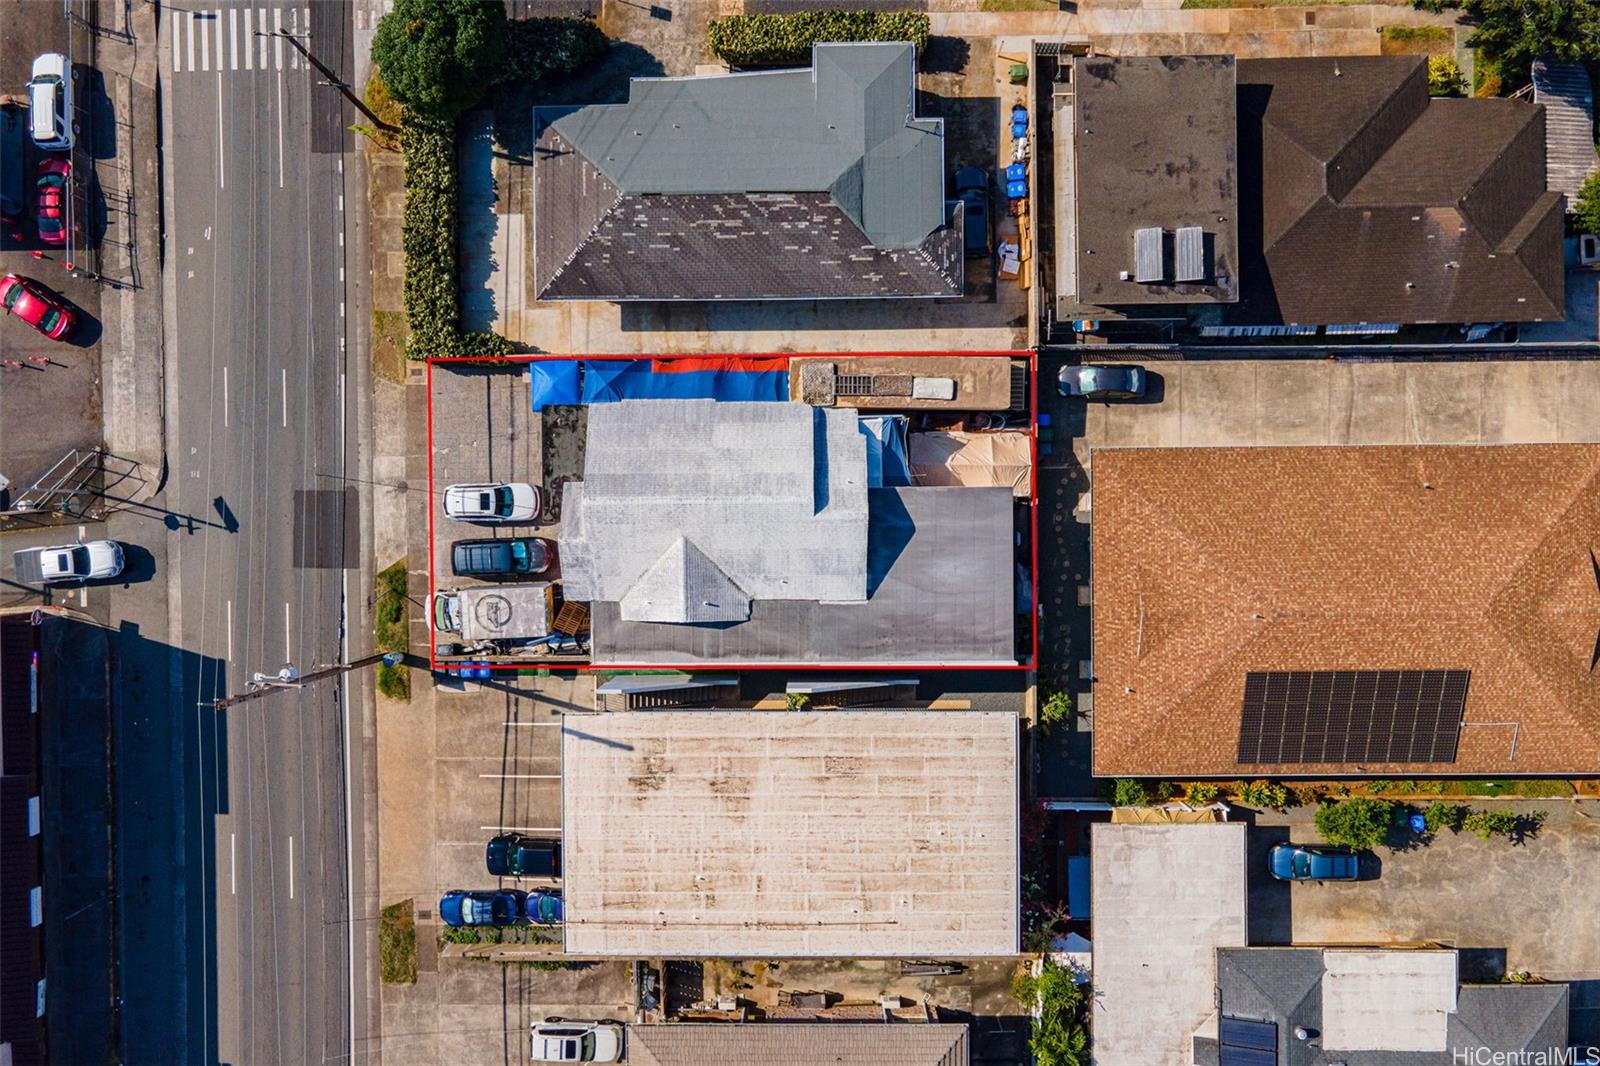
[27,53,75,151]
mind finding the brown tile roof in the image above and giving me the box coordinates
[1236,56,1564,325]
[1090,445,1600,776]
[627,1023,970,1066]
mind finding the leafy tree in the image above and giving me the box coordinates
[1574,171,1600,235]
[1314,798,1395,851]
[1012,960,1090,1066]
[499,18,608,84]
[1038,689,1072,733]
[1427,55,1466,97]
[1422,801,1468,833]
[372,0,507,121]
[1108,778,1148,807]
[1454,0,1600,90]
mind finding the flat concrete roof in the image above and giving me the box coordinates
[560,710,1020,957]
[1090,823,1247,1066]
[1323,949,1457,1052]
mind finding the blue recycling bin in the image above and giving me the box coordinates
[1007,163,1027,182]
[1409,813,1427,833]
[1007,179,1028,199]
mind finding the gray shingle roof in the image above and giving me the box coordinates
[533,43,962,300]
[1532,58,1597,201]
[1214,948,1570,1065]
[627,1023,970,1066]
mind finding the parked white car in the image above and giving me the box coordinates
[13,540,124,584]
[529,1020,623,1063]
[27,53,75,151]
[443,482,541,523]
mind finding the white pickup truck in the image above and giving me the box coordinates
[13,540,124,584]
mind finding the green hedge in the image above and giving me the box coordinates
[707,11,930,67]
[400,120,517,359]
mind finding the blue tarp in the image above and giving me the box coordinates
[529,360,580,411]
[858,415,911,487]
[579,360,788,403]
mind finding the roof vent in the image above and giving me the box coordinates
[1134,227,1165,283]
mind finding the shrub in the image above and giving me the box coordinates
[1314,798,1395,851]
[1422,801,1468,833]
[1365,780,1393,795]
[708,11,931,67]
[1186,782,1221,805]
[498,18,609,84]
[374,559,411,701]
[1462,808,1545,840]
[1039,689,1072,733]
[1291,785,1324,808]
[1152,781,1177,802]
[1427,55,1465,96]
[1239,780,1289,810]
[1574,170,1600,236]
[1012,959,1089,1066]
[1108,778,1148,807]
[379,900,417,983]
[785,692,810,711]
[372,0,507,121]
[401,119,462,358]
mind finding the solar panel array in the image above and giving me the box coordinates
[1219,1016,1277,1066]
[1237,670,1468,765]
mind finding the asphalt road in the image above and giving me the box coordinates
[127,2,367,1063]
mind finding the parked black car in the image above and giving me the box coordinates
[451,537,553,579]
[486,833,561,878]
[953,166,991,258]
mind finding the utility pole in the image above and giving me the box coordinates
[210,651,404,710]
[255,28,398,132]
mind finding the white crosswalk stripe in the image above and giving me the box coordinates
[169,4,313,77]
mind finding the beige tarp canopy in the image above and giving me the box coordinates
[1109,805,1227,824]
[908,430,1031,497]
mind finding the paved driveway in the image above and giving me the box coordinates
[1247,802,1600,987]
[1072,359,1600,466]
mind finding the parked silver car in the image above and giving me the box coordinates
[529,1020,623,1063]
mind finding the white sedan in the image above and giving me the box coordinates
[443,482,541,524]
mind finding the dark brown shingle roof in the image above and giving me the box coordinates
[1237,56,1564,325]
[1090,444,1600,777]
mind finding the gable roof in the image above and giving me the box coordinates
[533,43,962,300]
[559,400,871,618]
[1237,56,1564,325]
[1090,444,1600,776]
[1214,948,1570,1065]
[627,1024,970,1066]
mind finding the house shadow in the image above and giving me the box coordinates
[1244,819,1293,945]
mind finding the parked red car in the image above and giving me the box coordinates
[0,273,75,340]
[34,158,69,246]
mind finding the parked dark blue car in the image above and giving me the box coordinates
[1269,843,1360,881]
[486,833,561,878]
[439,888,528,927]
[525,891,564,925]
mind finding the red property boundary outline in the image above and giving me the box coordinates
[426,351,1040,673]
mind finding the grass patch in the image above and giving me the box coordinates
[379,900,417,984]
[979,0,1059,11]
[1380,24,1453,55]
[375,559,410,701]
[1451,779,1574,798]
[372,310,409,385]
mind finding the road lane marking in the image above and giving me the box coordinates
[217,72,225,189]
[187,10,198,71]
[288,835,295,900]
[274,8,284,70]
[339,301,344,318]
[284,602,291,660]
[173,11,183,72]
[78,524,86,539]
[215,10,223,70]
[479,774,562,780]
[276,72,285,188]
[243,8,252,69]
[509,721,565,726]
[281,367,288,426]
[288,7,298,68]
[199,10,209,70]
[231,832,237,894]
[226,599,233,662]
[229,8,238,69]
[480,826,562,833]
[79,587,87,607]
[337,194,344,211]
[258,9,268,68]
[223,365,229,426]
